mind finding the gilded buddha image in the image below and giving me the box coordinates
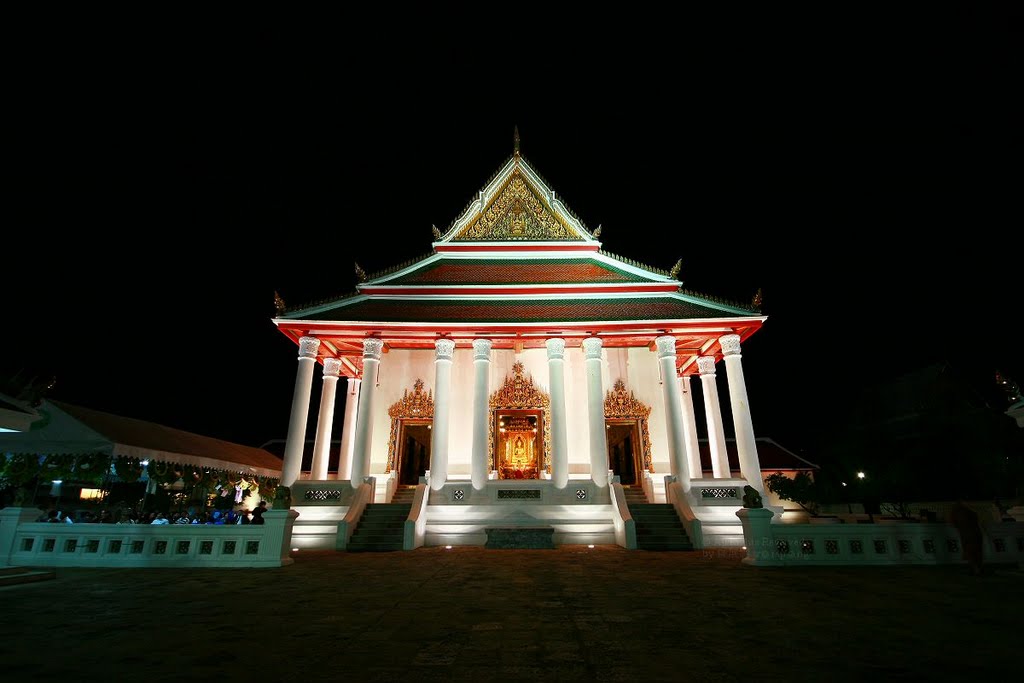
[497,414,540,479]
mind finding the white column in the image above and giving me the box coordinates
[310,358,342,481]
[582,337,609,488]
[349,339,383,489]
[546,338,569,489]
[429,338,456,491]
[654,336,691,490]
[337,377,360,481]
[697,356,730,478]
[281,336,320,487]
[720,334,764,495]
[471,339,492,491]
[679,375,703,480]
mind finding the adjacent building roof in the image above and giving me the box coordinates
[0,393,38,433]
[696,438,819,473]
[0,400,282,477]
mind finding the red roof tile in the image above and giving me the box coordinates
[386,259,650,285]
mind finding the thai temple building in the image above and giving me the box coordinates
[273,135,773,550]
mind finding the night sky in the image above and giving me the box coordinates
[5,8,1020,460]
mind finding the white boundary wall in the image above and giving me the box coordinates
[1,508,298,568]
[737,508,1024,566]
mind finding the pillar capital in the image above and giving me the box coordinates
[546,337,565,359]
[435,338,456,360]
[298,336,321,359]
[472,338,492,360]
[582,337,603,360]
[654,335,677,359]
[719,334,742,357]
[362,338,384,360]
[696,356,717,376]
[322,357,342,378]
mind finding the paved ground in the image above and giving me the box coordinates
[1,546,1020,681]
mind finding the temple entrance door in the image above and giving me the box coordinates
[396,421,432,486]
[606,420,641,486]
[494,409,543,480]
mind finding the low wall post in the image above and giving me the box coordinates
[736,507,776,566]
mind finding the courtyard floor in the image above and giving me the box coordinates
[1,546,1020,681]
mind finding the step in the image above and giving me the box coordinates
[347,543,404,552]
[348,532,404,542]
[0,568,56,587]
[637,542,694,551]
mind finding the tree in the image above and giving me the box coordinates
[765,471,821,516]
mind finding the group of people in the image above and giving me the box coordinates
[36,501,268,525]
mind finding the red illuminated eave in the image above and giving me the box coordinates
[275,318,765,378]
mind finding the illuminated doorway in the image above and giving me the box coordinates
[607,421,641,485]
[386,379,434,485]
[604,379,653,482]
[489,362,551,479]
[396,421,431,486]
[495,410,542,479]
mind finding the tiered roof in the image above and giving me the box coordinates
[275,144,765,376]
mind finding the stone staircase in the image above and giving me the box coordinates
[622,485,648,505]
[629,503,694,551]
[0,566,56,587]
[347,503,411,552]
[390,486,417,505]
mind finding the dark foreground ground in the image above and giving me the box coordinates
[1,546,1020,682]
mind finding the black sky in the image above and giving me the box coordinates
[5,7,1020,457]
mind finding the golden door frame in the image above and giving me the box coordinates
[489,362,551,474]
[385,379,434,473]
[604,379,654,473]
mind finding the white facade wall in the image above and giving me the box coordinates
[369,346,669,479]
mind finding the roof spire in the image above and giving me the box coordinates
[669,259,682,280]
[513,125,520,156]
[751,288,763,311]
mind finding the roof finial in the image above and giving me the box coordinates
[669,259,682,280]
[273,290,287,316]
[513,125,520,156]
[751,288,763,311]
[432,224,442,240]
[593,224,602,238]
[354,262,367,283]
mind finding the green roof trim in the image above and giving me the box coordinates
[287,296,753,323]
